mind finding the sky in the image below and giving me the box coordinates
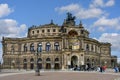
[0,0,120,62]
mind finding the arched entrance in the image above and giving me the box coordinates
[46,58,51,69]
[71,56,78,68]
[23,59,27,69]
[54,58,60,69]
[111,60,115,67]
[86,58,90,68]
[30,58,34,69]
[37,58,42,69]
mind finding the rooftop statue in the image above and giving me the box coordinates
[66,12,76,26]
[66,12,75,22]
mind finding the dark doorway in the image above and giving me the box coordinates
[30,63,34,69]
[54,63,60,69]
[46,63,51,69]
[23,63,27,69]
[38,63,42,69]
[71,56,78,68]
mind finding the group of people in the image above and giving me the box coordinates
[97,66,107,72]
[72,65,120,73]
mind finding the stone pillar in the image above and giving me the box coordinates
[62,54,65,70]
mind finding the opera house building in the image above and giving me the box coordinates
[2,13,117,70]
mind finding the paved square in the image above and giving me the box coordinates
[0,71,120,80]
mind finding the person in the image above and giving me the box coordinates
[100,66,103,72]
[97,66,100,72]
[119,66,120,72]
[102,65,107,72]
[114,66,119,73]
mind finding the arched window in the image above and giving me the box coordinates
[54,42,59,51]
[46,42,51,51]
[55,58,59,61]
[91,45,94,51]
[37,58,42,62]
[24,44,27,52]
[30,58,34,63]
[46,58,51,61]
[30,43,34,52]
[86,44,89,51]
[11,45,14,54]
[37,43,42,52]
[23,59,27,63]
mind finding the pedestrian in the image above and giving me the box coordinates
[100,66,102,72]
[102,66,107,72]
[97,66,100,72]
[114,66,119,73]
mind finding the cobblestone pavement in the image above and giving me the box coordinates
[0,70,120,80]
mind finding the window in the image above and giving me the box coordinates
[91,45,94,51]
[47,29,50,32]
[46,58,51,61]
[46,42,51,51]
[11,45,14,54]
[86,44,89,51]
[81,30,84,34]
[24,44,27,52]
[54,42,59,51]
[38,58,42,62]
[64,28,67,33]
[42,30,44,33]
[37,30,39,33]
[32,31,34,34]
[53,29,56,32]
[37,43,42,52]
[23,59,27,63]
[59,29,61,32]
[30,43,34,52]
[55,58,59,61]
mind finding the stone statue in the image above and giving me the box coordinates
[66,12,76,26]
[66,12,75,22]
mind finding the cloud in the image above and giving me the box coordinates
[105,0,115,7]
[0,4,13,18]
[75,8,104,19]
[55,3,105,19]
[55,3,80,13]
[0,19,27,38]
[98,33,120,51]
[93,16,120,31]
[55,0,115,19]
[90,0,115,8]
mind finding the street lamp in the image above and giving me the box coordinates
[35,49,40,76]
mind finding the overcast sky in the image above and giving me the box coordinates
[0,0,120,61]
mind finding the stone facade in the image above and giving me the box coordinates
[2,13,117,70]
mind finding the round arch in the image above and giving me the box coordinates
[68,30,78,36]
[30,58,34,69]
[71,55,78,68]
[46,57,51,69]
[23,59,27,69]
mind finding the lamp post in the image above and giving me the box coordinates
[35,49,40,76]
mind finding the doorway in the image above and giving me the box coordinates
[71,56,78,68]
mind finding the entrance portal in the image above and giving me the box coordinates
[30,63,34,69]
[54,63,60,69]
[71,56,78,68]
[46,63,51,69]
